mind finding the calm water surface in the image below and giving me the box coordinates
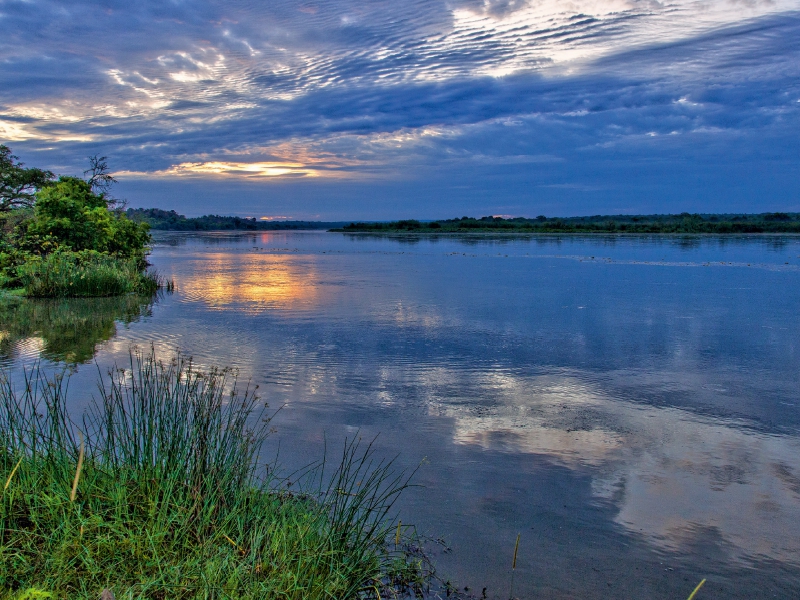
[2,232,800,599]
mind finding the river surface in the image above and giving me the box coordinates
[2,231,800,599]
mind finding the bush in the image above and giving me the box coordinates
[15,250,160,298]
[0,151,157,298]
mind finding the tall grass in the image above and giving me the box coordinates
[16,251,163,298]
[0,349,430,599]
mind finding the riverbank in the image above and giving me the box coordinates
[0,350,430,599]
[0,259,163,299]
[126,208,347,231]
[333,213,800,234]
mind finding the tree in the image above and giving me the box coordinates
[27,177,149,258]
[0,145,54,212]
[83,154,118,195]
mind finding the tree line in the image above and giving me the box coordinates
[336,213,800,234]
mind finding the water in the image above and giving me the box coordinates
[2,231,800,598]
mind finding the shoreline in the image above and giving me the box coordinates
[331,229,800,236]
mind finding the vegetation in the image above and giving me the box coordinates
[335,213,800,234]
[0,147,54,213]
[15,251,160,299]
[0,349,431,599]
[0,146,158,298]
[127,208,344,231]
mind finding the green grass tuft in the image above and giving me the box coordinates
[0,349,430,599]
[10,589,53,600]
[15,251,163,298]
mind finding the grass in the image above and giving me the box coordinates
[15,251,164,298]
[0,349,430,599]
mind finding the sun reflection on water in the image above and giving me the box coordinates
[177,252,322,313]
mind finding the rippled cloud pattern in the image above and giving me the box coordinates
[1,0,799,217]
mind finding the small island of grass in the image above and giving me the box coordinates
[1,147,160,298]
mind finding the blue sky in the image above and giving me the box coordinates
[1,0,798,219]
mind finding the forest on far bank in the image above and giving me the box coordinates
[334,212,800,234]
[127,208,345,231]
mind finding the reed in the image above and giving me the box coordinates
[0,348,430,599]
[16,251,163,298]
[509,533,520,599]
[68,432,84,503]
[687,578,706,600]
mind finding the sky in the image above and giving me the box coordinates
[1,0,799,220]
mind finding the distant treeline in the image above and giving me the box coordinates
[334,213,800,234]
[127,208,344,231]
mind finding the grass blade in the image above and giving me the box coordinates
[687,578,707,600]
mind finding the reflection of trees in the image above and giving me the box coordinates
[0,294,155,364]
[388,235,422,245]
[151,232,261,247]
[761,237,791,251]
[198,233,259,246]
[676,236,702,250]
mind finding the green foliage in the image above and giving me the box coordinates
[0,148,158,298]
[28,178,149,258]
[0,350,431,599]
[15,250,161,298]
[7,589,53,600]
[394,220,422,231]
[0,146,54,213]
[0,294,154,364]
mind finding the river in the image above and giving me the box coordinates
[2,231,800,598]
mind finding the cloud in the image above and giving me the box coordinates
[1,1,799,215]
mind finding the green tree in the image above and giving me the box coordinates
[27,177,149,258]
[0,145,54,212]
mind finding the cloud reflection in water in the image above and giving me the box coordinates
[433,371,800,565]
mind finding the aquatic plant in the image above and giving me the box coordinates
[0,349,430,599]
